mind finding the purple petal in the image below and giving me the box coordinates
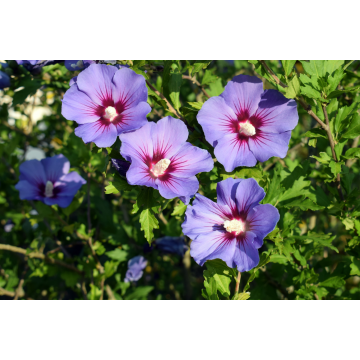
[119,122,154,163]
[252,90,299,133]
[69,76,77,86]
[126,159,157,189]
[197,96,237,145]
[41,154,70,183]
[247,204,280,244]
[214,133,257,172]
[151,116,189,159]
[76,64,117,106]
[15,180,43,200]
[62,84,101,124]
[169,142,214,178]
[55,171,86,197]
[74,121,118,148]
[156,175,199,204]
[233,232,260,272]
[220,74,264,118]
[190,230,236,268]
[114,101,150,135]
[248,131,291,162]
[235,178,265,215]
[43,196,74,208]
[216,178,244,213]
[111,67,148,108]
[18,159,46,186]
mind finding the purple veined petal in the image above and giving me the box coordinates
[126,159,157,189]
[197,97,238,146]
[182,193,231,238]
[156,175,199,204]
[214,133,257,172]
[62,84,102,124]
[114,101,151,135]
[15,180,43,200]
[248,130,291,162]
[233,232,260,272]
[43,196,74,208]
[168,142,214,178]
[18,159,47,186]
[190,230,237,268]
[41,154,70,183]
[76,64,117,106]
[251,90,299,133]
[247,204,280,244]
[74,121,118,148]
[55,171,86,197]
[151,116,189,159]
[111,67,148,109]
[216,178,244,214]
[220,74,264,118]
[69,76,77,86]
[234,178,266,215]
[119,122,154,163]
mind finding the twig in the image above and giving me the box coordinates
[234,271,241,293]
[0,287,15,297]
[182,75,210,99]
[14,264,28,300]
[106,285,116,300]
[259,60,288,88]
[322,105,344,201]
[346,136,360,167]
[145,80,187,124]
[0,244,83,275]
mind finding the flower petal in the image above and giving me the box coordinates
[235,178,265,215]
[61,84,101,124]
[247,204,280,244]
[76,64,117,106]
[18,159,46,186]
[151,116,189,159]
[74,121,118,148]
[197,96,237,145]
[41,154,70,183]
[156,175,199,204]
[55,171,86,197]
[216,178,244,214]
[248,130,291,162]
[43,196,74,208]
[111,67,148,109]
[15,180,42,200]
[220,74,264,118]
[114,101,150,135]
[120,122,154,163]
[252,89,299,133]
[214,133,257,172]
[169,142,214,178]
[233,232,260,272]
[126,159,157,189]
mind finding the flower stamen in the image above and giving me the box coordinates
[239,120,256,136]
[45,181,54,198]
[151,158,171,177]
[104,106,117,121]
[223,219,245,235]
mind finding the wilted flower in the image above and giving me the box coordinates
[62,64,151,148]
[155,236,188,256]
[120,116,214,204]
[15,154,86,208]
[124,256,147,282]
[65,60,95,71]
[182,177,279,272]
[111,158,130,177]
[197,75,298,172]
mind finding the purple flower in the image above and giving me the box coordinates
[124,255,147,282]
[62,64,151,148]
[182,177,279,272]
[155,236,188,256]
[0,71,10,89]
[197,75,298,172]
[111,158,130,177]
[15,154,86,208]
[65,60,95,71]
[120,116,214,204]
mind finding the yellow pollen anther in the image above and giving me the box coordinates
[104,106,117,121]
[223,219,245,235]
[45,181,54,198]
[151,159,171,177]
[239,120,256,136]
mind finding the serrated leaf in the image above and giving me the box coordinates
[140,208,159,243]
[283,197,324,211]
[342,113,360,139]
[105,174,132,194]
[319,276,345,289]
[282,60,296,77]
[342,218,354,230]
[302,128,327,139]
[284,75,300,99]
[311,152,332,164]
[329,160,343,177]
[233,292,250,300]
[343,148,360,160]
[125,286,154,300]
[201,70,218,85]
[172,202,187,216]
[187,101,203,110]
[106,249,128,262]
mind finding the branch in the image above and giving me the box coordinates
[259,60,288,88]
[346,135,360,168]
[0,286,15,297]
[234,271,241,294]
[0,244,83,275]
[146,80,188,125]
[182,75,210,99]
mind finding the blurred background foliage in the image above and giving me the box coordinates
[1,60,360,300]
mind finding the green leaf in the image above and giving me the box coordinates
[105,174,132,194]
[301,60,326,78]
[187,101,203,110]
[302,128,327,139]
[311,152,332,164]
[319,276,345,289]
[169,71,182,110]
[342,113,360,139]
[192,61,211,74]
[171,202,187,216]
[282,60,296,77]
[106,249,128,262]
[328,86,360,99]
[335,102,359,134]
[350,259,360,276]
[233,292,251,300]
[201,70,218,86]
[283,197,324,211]
[62,192,84,217]
[263,165,283,205]
[342,218,354,230]
[125,286,154,300]
[343,148,360,160]
[243,252,271,292]
[140,209,159,244]
[284,75,300,99]
[329,160,343,177]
